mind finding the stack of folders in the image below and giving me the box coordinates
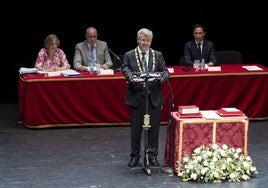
[216,107,244,117]
[61,69,82,77]
[19,67,38,74]
[177,105,202,118]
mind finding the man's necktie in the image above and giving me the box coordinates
[90,45,95,66]
[197,43,202,59]
[141,52,147,72]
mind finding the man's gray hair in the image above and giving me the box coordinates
[137,28,153,39]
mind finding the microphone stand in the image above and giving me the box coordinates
[108,48,121,72]
[130,72,162,176]
[108,48,120,61]
[182,57,190,71]
[161,79,175,174]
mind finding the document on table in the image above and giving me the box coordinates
[61,69,82,76]
[19,67,38,74]
[242,65,263,71]
[99,68,114,75]
[200,110,223,119]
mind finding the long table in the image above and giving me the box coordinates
[19,64,268,128]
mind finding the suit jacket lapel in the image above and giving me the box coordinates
[83,42,90,61]
[148,49,153,71]
[202,40,206,55]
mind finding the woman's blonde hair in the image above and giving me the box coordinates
[44,34,60,48]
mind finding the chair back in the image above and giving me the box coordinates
[179,56,186,65]
[215,50,243,64]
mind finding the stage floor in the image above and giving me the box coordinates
[0,102,267,188]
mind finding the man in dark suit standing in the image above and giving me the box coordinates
[121,28,170,168]
[184,24,217,67]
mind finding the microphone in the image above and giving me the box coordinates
[108,48,121,61]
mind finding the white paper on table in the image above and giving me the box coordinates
[208,66,221,71]
[48,71,61,76]
[242,65,263,71]
[99,68,114,75]
[222,107,240,112]
[168,68,174,73]
[200,110,223,119]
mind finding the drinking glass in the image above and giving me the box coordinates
[89,65,94,74]
[43,62,49,76]
[193,60,200,71]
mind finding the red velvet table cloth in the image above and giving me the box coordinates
[167,64,268,121]
[18,64,268,128]
[164,112,249,173]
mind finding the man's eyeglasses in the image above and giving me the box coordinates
[88,35,97,38]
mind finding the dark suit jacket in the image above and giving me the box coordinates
[184,39,217,66]
[121,48,170,108]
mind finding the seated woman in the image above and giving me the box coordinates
[35,34,70,72]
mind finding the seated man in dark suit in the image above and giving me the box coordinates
[184,24,217,67]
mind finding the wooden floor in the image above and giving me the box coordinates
[0,102,267,188]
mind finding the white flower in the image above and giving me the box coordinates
[182,156,188,163]
[196,156,202,162]
[212,143,218,150]
[250,166,257,172]
[220,149,226,157]
[212,156,218,162]
[194,147,201,153]
[242,174,250,180]
[212,171,219,178]
[243,161,250,170]
[229,172,236,179]
[186,164,194,170]
[203,160,209,167]
[178,144,258,183]
[221,164,226,170]
[201,167,208,175]
[236,148,242,153]
[226,157,232,163]
[233,152,239,158]
[190,173,198,180]
[222,144,228,150]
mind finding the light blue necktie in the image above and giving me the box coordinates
[90,46,95,66]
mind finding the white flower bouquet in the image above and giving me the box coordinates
[177,143,258,183]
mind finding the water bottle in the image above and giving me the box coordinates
[201,59,205,70]
[96,64,101,75]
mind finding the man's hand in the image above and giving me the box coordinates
[130,75,139,83]
[78,66,88,71]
